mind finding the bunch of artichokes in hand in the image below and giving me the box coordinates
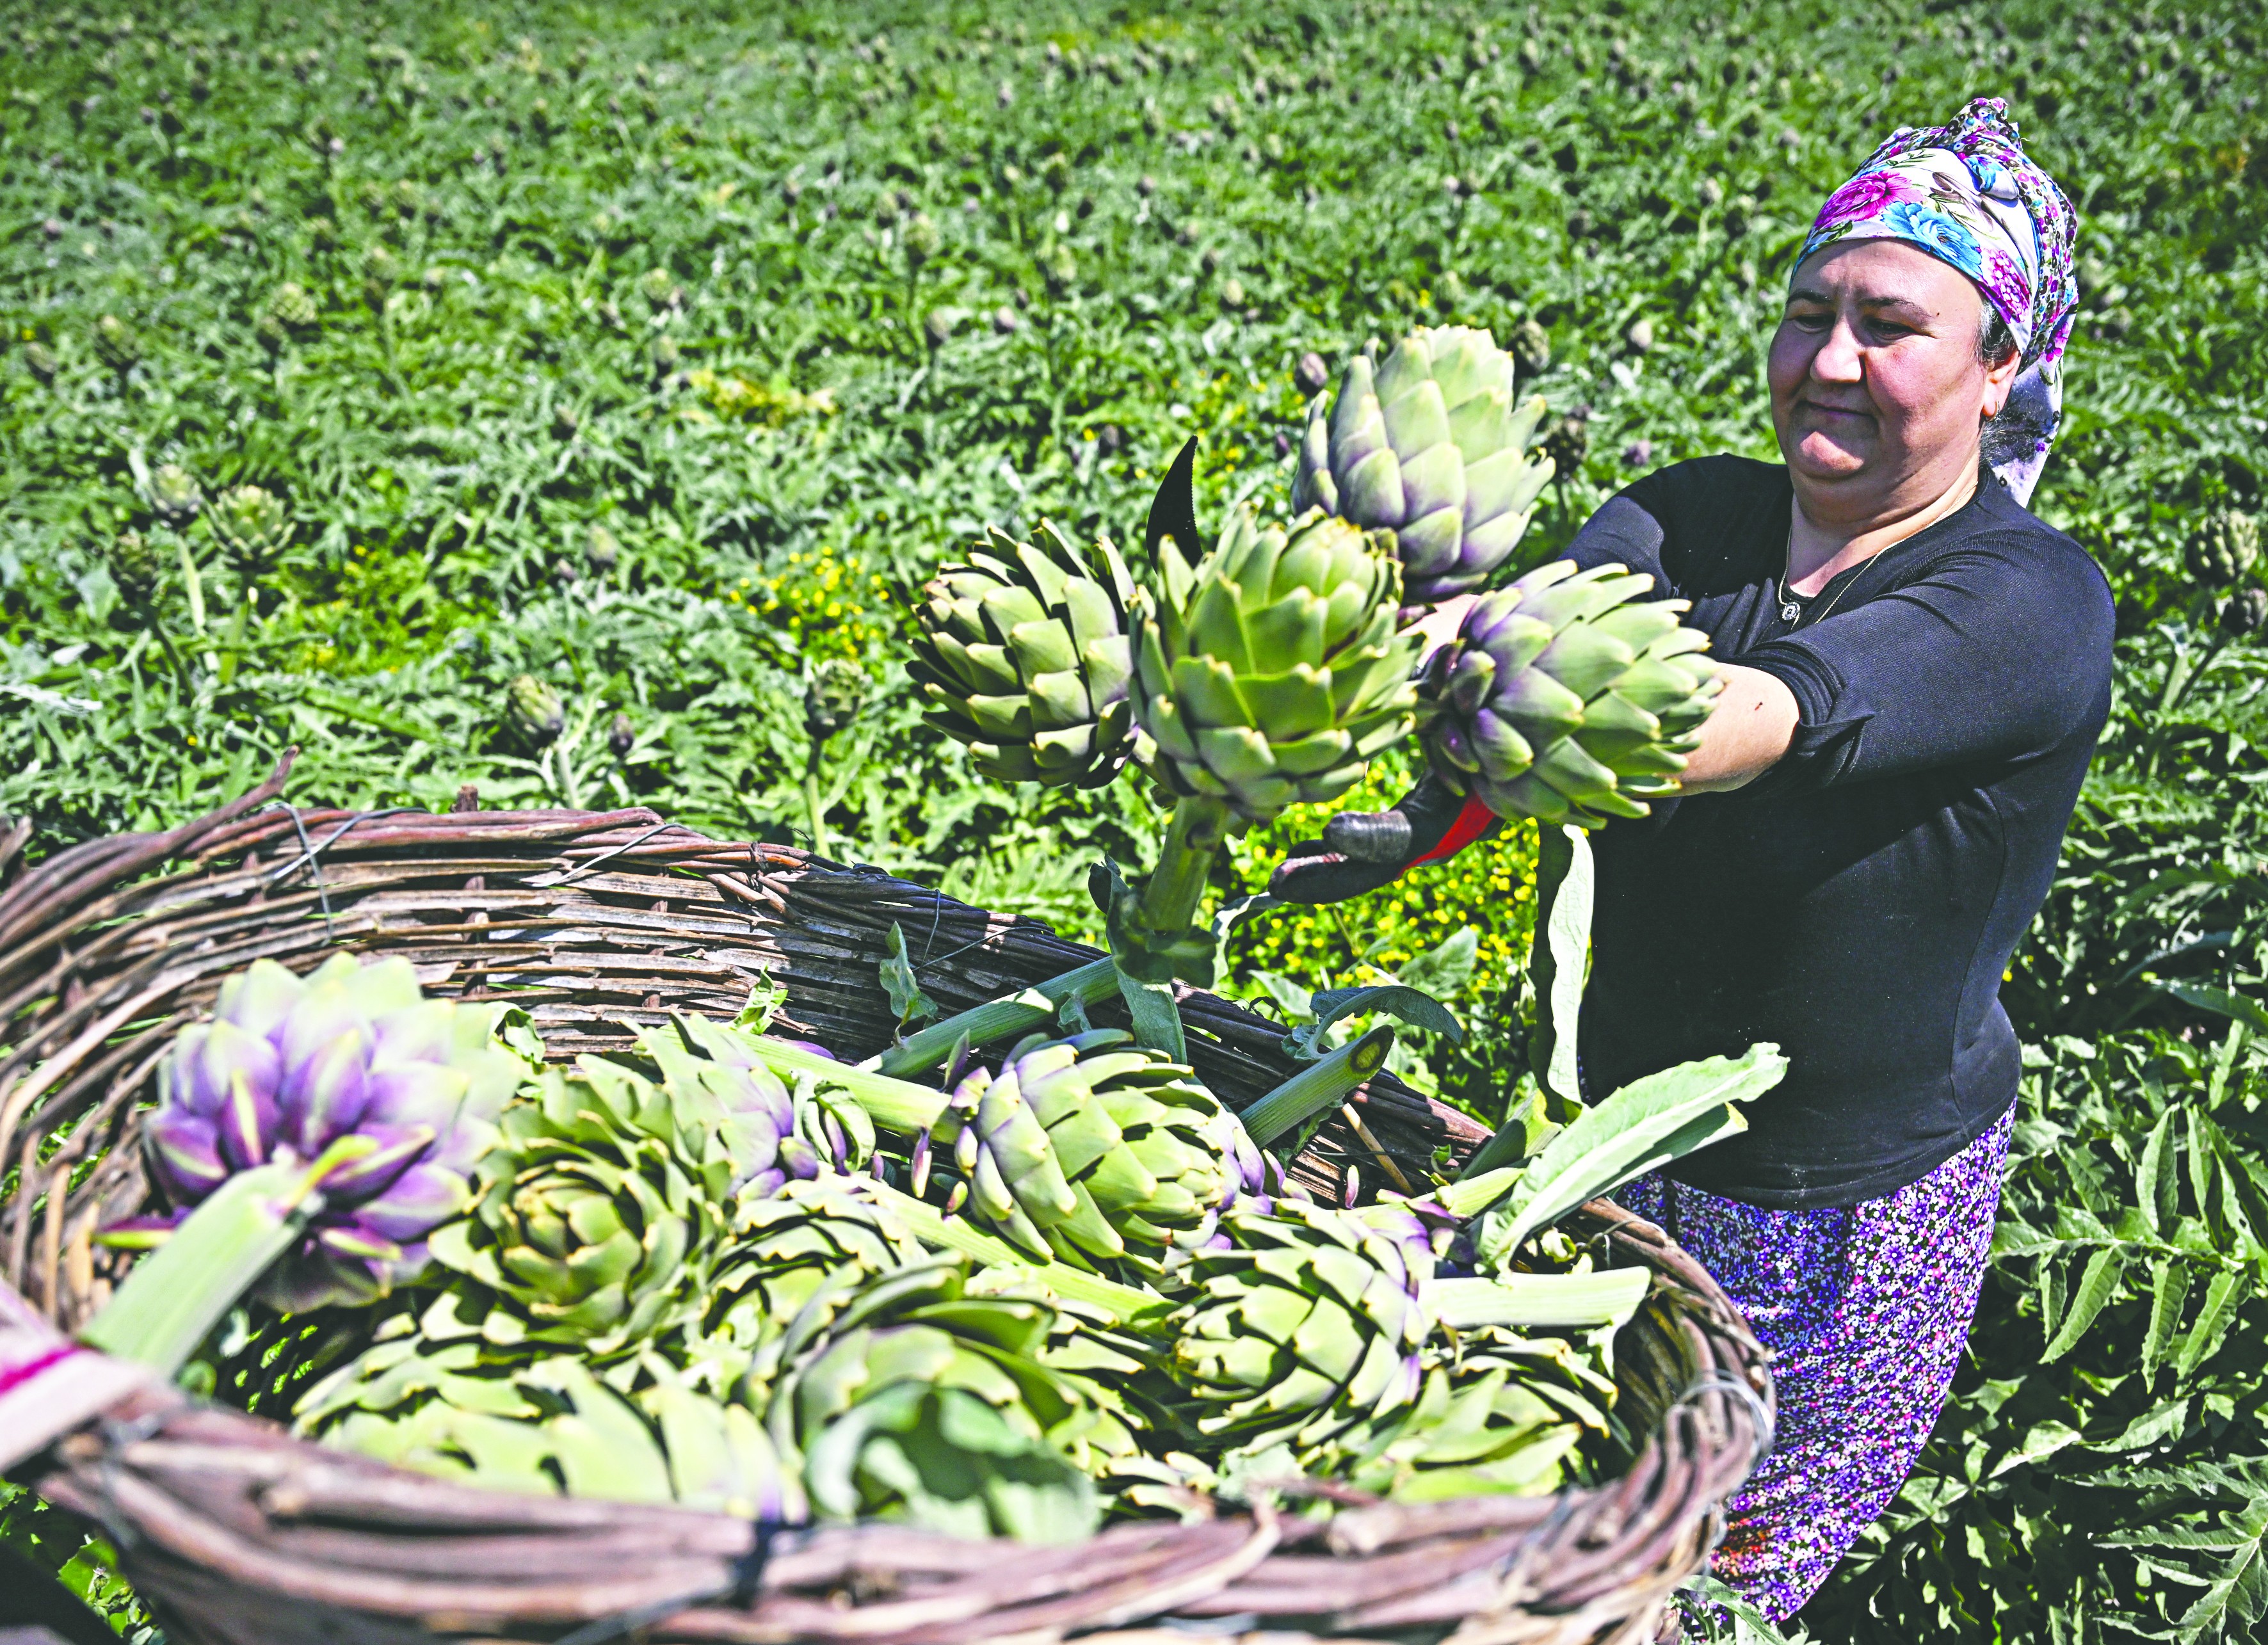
[905,322,1724,1054]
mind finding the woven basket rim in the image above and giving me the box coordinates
[1,773,1771,1645]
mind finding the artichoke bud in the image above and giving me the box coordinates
[1416,560,1722,829]
[762,1257,1102,1541]
[1291,325,1556,606]
[902,211,942,268]
[146,461,200,523]
[1541,409,1590,478]
[1167,1200,1433,1448]
[907,520,1139,790]
[803,659,867,748]
[217,483,289,556]
[584,523,621,574]
[2188,506,2262,588]
[120,954,523,1312]
[1133,506,1419,826]
[711,1176,924,1375]
[431,1054,739,1356]
[266,280,319,331]
[94,313,140,369]
[107,529,161,598]
[919,1029,1251,1272]
[1509,317,1551,377]
[506,674,566,746]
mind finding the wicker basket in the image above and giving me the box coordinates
[0,768,1771,1645]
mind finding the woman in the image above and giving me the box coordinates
[1276,100,2111,1619]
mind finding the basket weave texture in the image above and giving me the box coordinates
[0,772,1771,1645]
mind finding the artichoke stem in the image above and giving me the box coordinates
[1133,796,1235,946]
[869,957,1119,1078]
[1239,1025,1396,1148]
[803,767,828,862]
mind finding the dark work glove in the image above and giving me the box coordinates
[1267,771,1504,904]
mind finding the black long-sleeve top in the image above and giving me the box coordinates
[1564,456,2114,1207]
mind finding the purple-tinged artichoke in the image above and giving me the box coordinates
[638,1016,830,1196]
[136,954,526,1312]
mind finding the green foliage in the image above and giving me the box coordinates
[1809,1027,2268,1643]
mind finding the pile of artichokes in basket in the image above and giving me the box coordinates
[84,326,1782,1543]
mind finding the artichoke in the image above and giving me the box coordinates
[707,1176,926,1374]
[94,312,140,371]
[266,280,319,330]
[803,658,867,748]
[1292,326,1556,606]
[1301,1329,1616,1503]
[296,1305,803,1521]
[146,461,200,523]
[1135,506,1419,826]
[908,522,1138,789]
[106,529,161,600]
[2189,505,2262,587]
[636,1018,825,1196]
[764,1257,1102,1543]
[426,1055,739,1356]
[506,674,565,745]
[1168,1200,1433,1448]
[921,1029,1252,1269]
[216,483,289,559]
[130,954,523,1312]
[1417,561,1721,828]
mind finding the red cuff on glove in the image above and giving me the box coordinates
[1410,794,1498,867]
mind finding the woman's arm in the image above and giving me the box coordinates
[1679,664,1800,792]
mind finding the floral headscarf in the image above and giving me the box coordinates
[1795,98,2079,506]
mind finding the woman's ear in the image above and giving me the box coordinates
[1981,344,2022,421]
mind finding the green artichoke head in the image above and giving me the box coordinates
[429,1056,738,1357]
[2189,504,2262,587]
[295,1308,806,1523]
[763,1256,1102,1543]
[922,1029,1251,1271]
[709,1176,925,1383]
[506,673,566,746]
[803,658,868,748]
[267,281,319,330]
[1168,1199,1434,1449]
[1292,326,1556,606]
[147,461,200,523]
[908,520,1139,790]
[1134,507,1419,825]
[1418,560,1721,828]
[216,483,289,557]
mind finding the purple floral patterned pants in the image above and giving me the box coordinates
[1615,1102,2016,1622]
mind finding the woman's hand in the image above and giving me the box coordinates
[1403,591,1478,659]
[1679,664,1801,792]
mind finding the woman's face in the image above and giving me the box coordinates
[1768,240,2018,515]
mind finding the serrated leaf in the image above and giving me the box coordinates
[2176,1269,2246,1381]
[2143,1257,2194,1383]
[2043,1246,2127,1362]
[2138,1107,2180,1238]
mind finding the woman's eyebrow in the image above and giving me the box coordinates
[1785,285,1934,318]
